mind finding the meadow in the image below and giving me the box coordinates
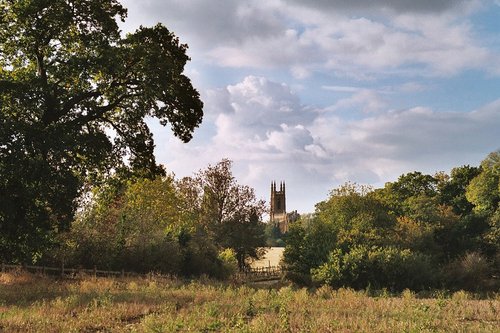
[0,271,498,332]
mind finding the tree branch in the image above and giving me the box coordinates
[70,92,135,127]
[61,90,102,115]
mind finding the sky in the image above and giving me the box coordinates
[119,0,500,214]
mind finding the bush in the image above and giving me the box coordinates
[218,248,238,277]
[312,245,436,291]
[120,237,182,274]
[442,252,495,291]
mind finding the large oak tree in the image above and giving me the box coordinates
[0,0,203,262]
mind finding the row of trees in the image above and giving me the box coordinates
[1,0,498,290]
[283,151,499,291]
[0,0,267,278]
[41,159,267,277]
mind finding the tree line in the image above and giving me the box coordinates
[283,151,499,291]
[1,0,498,291]
[0,0,266,278]
[40,159,267,278]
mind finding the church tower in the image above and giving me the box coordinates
[270,181,288,233]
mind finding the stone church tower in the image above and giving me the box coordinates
[270,181,289,233]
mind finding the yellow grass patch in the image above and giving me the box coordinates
[250,247,284,268]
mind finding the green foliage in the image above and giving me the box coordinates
[466,151,499,214]
[215,212,266,270]
[374,172,438,217]
[484,209,500,252]
[0,150,79,262]
[283,183,396,285]
[284,151,499,291]
[393,216,440,254]
[390,172,438,199]
[316,182,396,251]
[264,222,285,247]
[283,217,337,285]
[464,151,500,258]
[312,246,436,291]
[43,175,223,277]
[0,0,203,263]
[42,159,266,278]
[438,165,481,215]
[188,159,267,270]
[218,248,238,277]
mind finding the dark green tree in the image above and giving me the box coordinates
[373,171,438,217]
[215,210,266,271]
[466,151,500,257]
[438,165,481,216]
[316,183,396,251]
[283,183,396,285]
[264,221,285,247]
[0,0,203,262]
[282,215,337,285]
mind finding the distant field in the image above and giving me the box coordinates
[250,247,284,268]
[1,271,499,332]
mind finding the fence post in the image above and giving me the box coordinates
[93,266,97,278]
[61,262,65,277]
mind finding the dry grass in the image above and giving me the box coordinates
[0,271,499,332]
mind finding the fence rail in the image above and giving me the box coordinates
[0,263,141,278]
[1,262,285,282]
[238,265,283,282]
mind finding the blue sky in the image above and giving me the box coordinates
[119,0,500,214]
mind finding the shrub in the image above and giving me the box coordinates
[218,248,238,277]
[443,252,494,291]
[312,245,436,291]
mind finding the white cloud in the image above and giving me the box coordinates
[206,76,317,138]
[286,0,479,14]
[153,76,500,212]
[120,0,497,78]
[326,89,388,114]
[121,0,284,47]
[267,124,314,152]
[290,66,311,79]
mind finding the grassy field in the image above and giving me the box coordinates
[0,271,498,332]
[250,247,284,268]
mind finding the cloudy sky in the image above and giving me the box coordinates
[119,0,500,214]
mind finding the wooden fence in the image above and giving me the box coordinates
[237,265,283,282]
[1,263,284,282]
[0,263,141,278]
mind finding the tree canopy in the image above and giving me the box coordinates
[283,151,500,291]
[184,159,267,269]
[42,159,265,276]
[0,0,203,262]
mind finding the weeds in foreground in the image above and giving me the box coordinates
[0,271,498,332]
